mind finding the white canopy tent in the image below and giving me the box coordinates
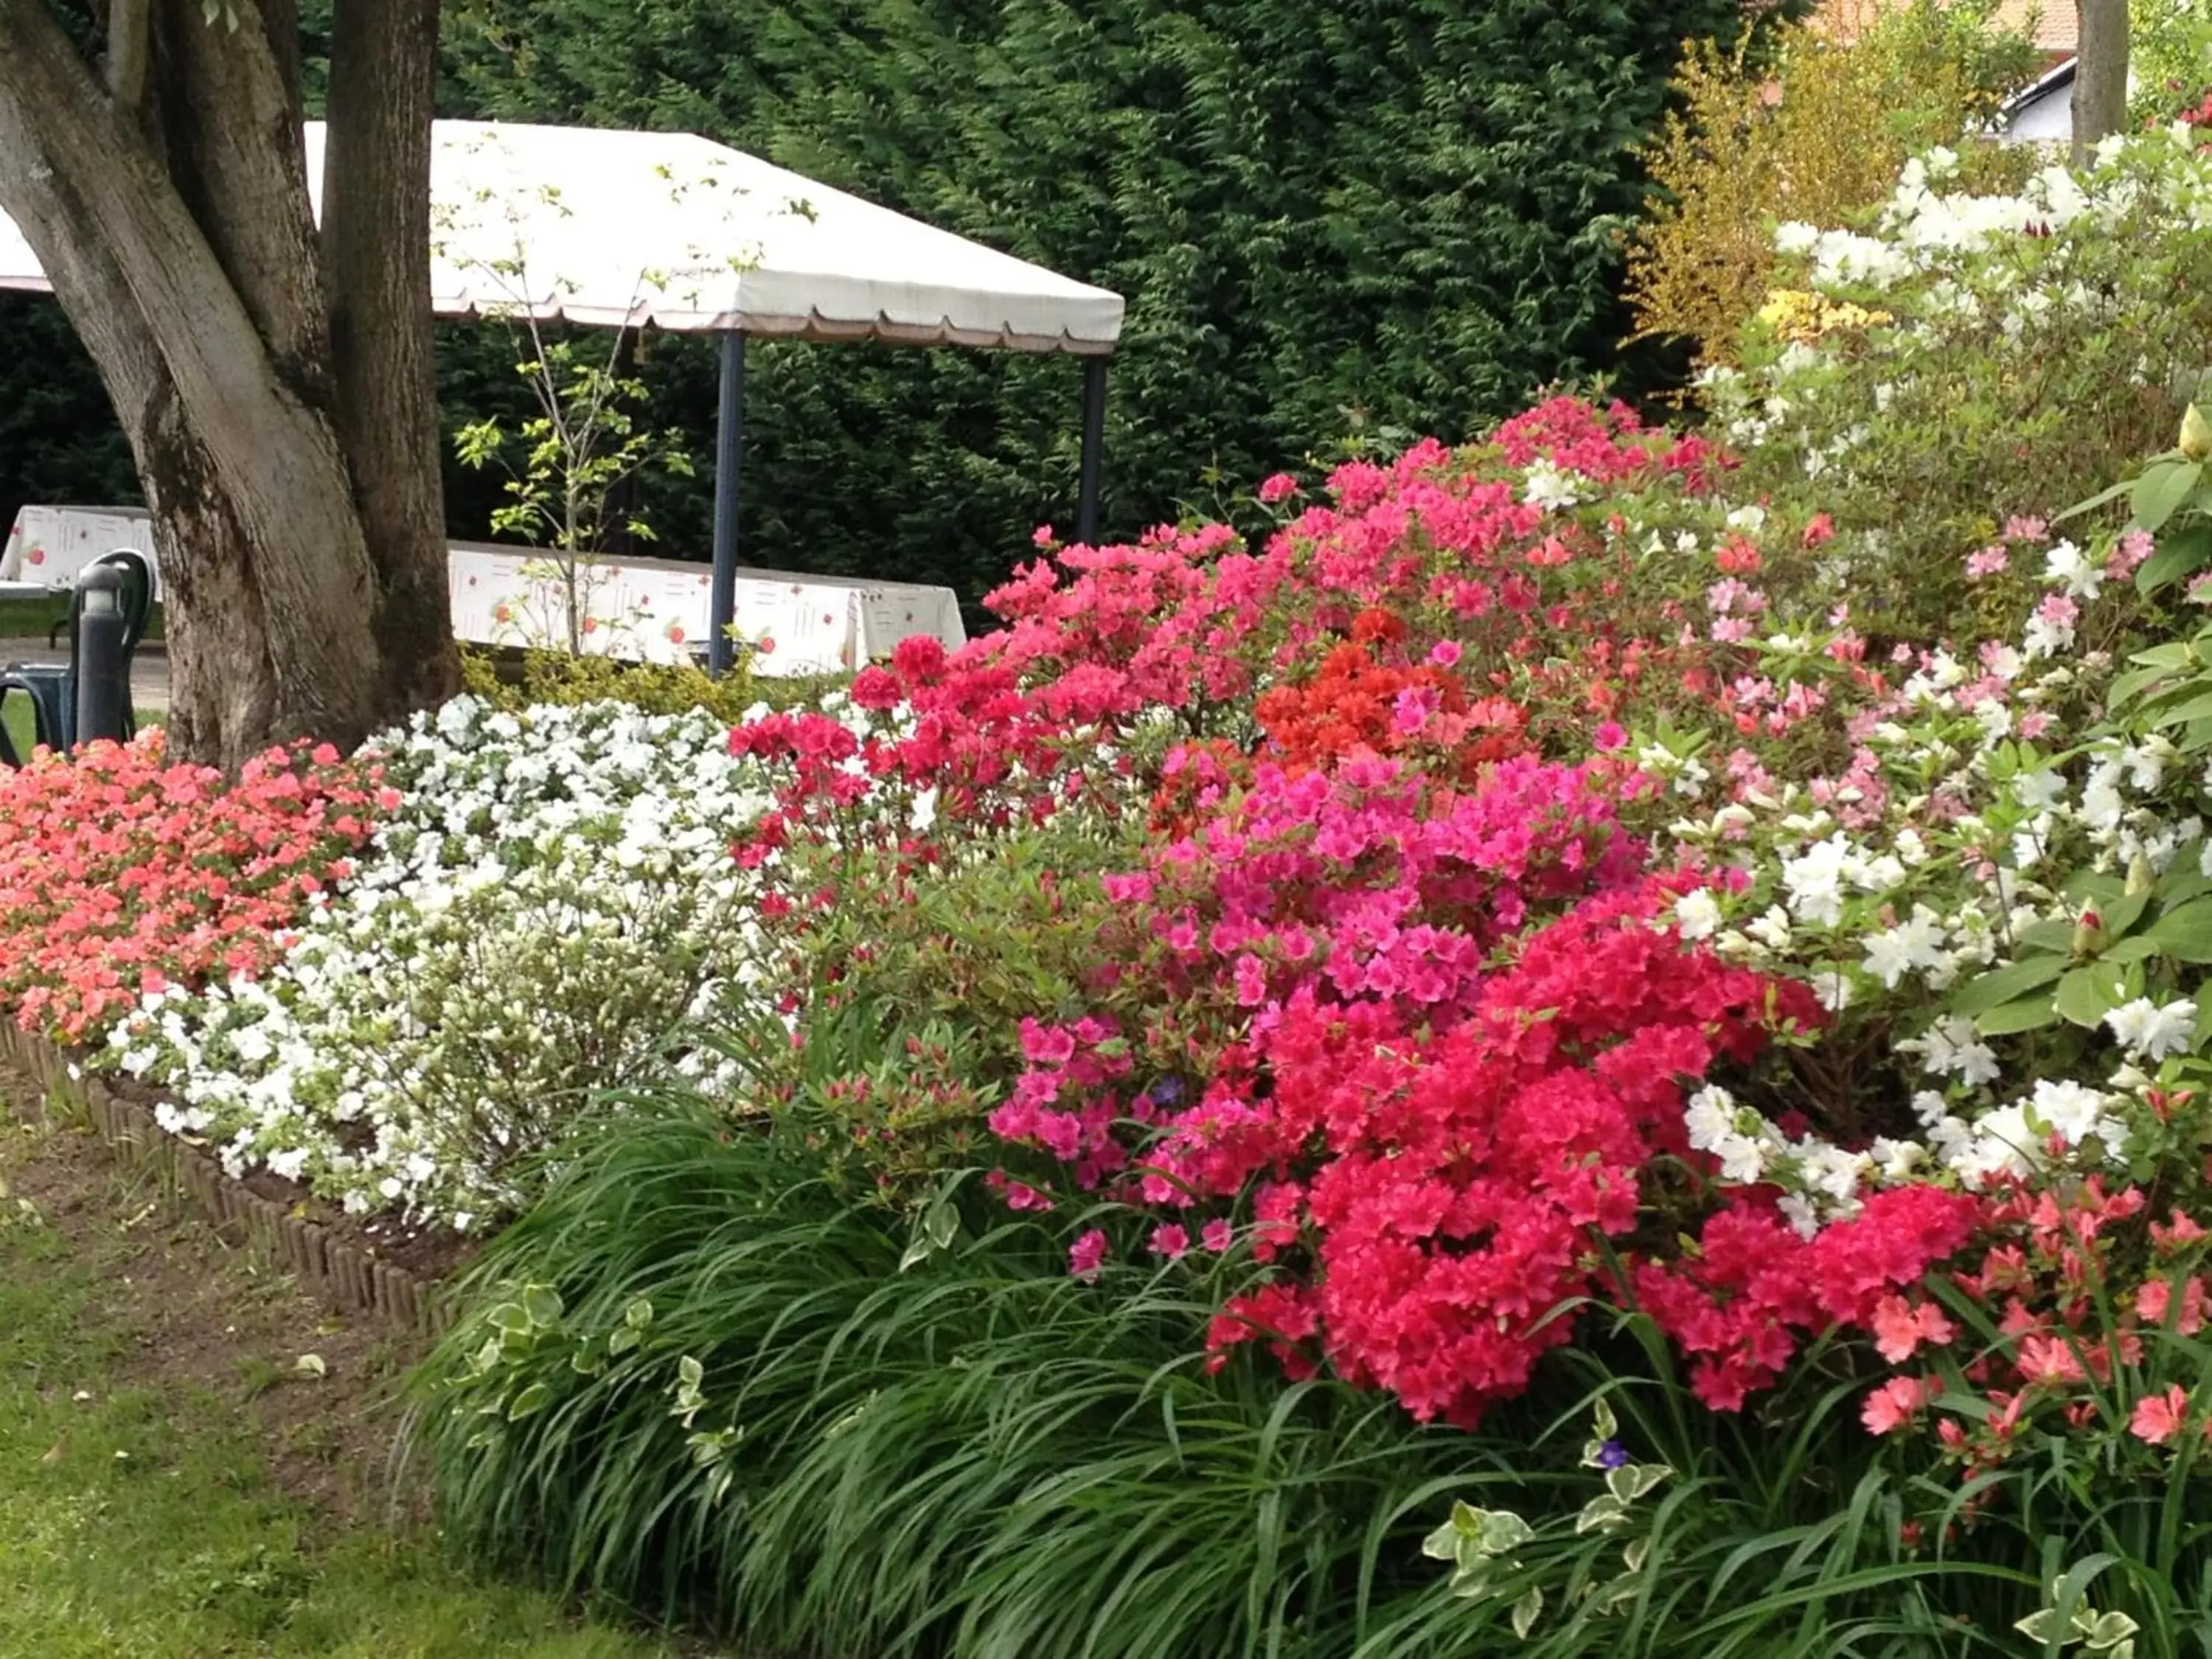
[0,119,1127,672]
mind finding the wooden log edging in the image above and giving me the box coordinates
[0,1022,444,1335]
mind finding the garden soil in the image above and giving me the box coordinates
[0,1056,425,1526]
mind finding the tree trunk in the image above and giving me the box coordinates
[2073,0,2130,167]
[0,0,454,768]
[324,0,460,717]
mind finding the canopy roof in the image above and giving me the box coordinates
[0,119,1124,355]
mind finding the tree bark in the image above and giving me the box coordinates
[0,0,453,767]
[325,0,460,717]
[2073,0,2130,167]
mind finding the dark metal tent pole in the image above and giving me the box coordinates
[1077,355,1107,546]
[707,329,746,678]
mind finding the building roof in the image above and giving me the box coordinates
[1813,0,2076,52]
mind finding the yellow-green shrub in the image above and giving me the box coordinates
[459,644,848,719]
[1626,0,2038,367]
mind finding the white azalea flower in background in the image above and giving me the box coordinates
[1861,905,1947,989]
[2104,996,2198,1062]
[1521,459,1584,512]
[1673,888,1723,942]
[2042,539,2104,601]
[2021,1079,2129,1158]
[1911,1015,2003,1087]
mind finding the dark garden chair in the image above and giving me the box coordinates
[0,549,153,763]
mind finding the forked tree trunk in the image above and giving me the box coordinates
[0,0,459,768]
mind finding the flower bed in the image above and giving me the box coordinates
[10,119,2212,1659]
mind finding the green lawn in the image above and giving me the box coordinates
[0,1107,693,1659]
[2,687,34,761]
[0,596,166,643]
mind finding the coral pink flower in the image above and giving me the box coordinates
[2131,1385,2193,1446]
[1871,1295,1957,1363]
[1861,1376,1930,1435]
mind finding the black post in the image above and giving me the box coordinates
[1077,355,1107,546]
[72,563,131,747]
[708,330,747,678]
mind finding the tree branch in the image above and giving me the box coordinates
[107,0,149,115]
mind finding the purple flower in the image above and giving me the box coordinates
[1596,1439,1630,1470]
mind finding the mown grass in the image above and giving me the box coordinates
[0,595,167,641]
[0,1112,692,1659]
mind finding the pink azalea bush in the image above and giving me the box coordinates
[0,734,379,1040]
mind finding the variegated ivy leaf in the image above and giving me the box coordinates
[1420,1520,1461,1562]
[2014,1608,2056,1643]
[1476,1509,1535,1557]
[1511,1585,1544,1638]
[2086,1610,2140,1651]
[1577,1494,1629,1534]
[1447,1562,1495,1601]
[1622,1537,1651,1575]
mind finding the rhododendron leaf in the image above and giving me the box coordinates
[2157,852,2212,907]
[2101,936,2163,964]
[2143,899,2212,962]
[2124,640,2200,673]
[2016,917,2079,953]
[1953,956,2067,1016]
[2059,473,2137,522]
[2148,689,2212,732]
[1975,995,2059,1037]
[2055,966,2128,1029]
[2137,524,2212,595]
[2133,459,2204,532]
[2098,891,2153,940]
[1511,1585,1544,1638]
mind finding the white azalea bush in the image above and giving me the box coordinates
[1697,122,2212,635]
[100,698,786,1228]
[1641,495,2212,1236]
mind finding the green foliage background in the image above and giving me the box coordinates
[0,0,1747,606]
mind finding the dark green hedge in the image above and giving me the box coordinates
[0,0,1747,606]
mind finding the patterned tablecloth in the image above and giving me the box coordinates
[4,507,965,678]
